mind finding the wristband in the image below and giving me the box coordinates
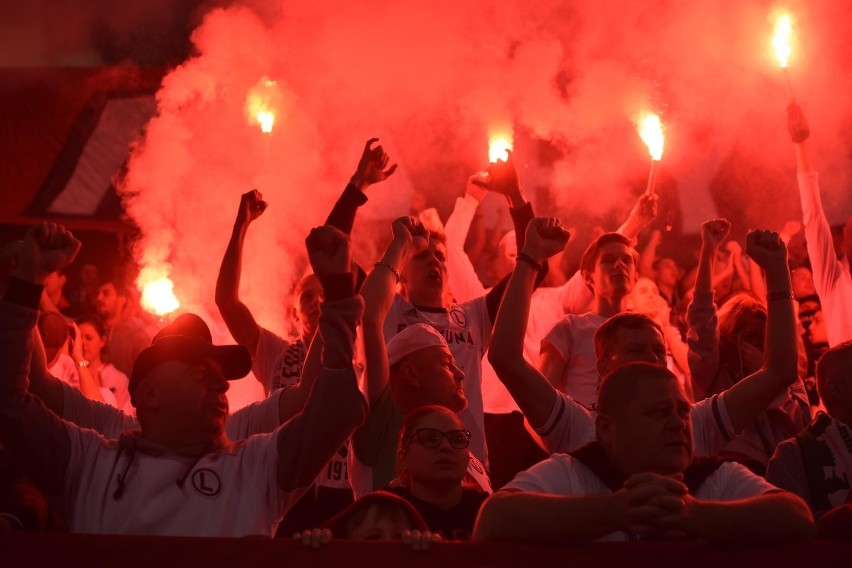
[516,252,545,273]
[766,290,795,301]
[374,261,400,283]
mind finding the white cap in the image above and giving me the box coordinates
[386,323,448,366]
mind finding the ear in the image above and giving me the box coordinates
[595,413,615,444]
[400,361,421,388]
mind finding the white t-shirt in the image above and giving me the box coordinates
[384,294,491,465]
[60,380,283,442]
[253,327,306,392]
[62,427,296,536]
[535,391,735,458]
[50,354,118,410]
[504,454,779,541]
[99,363,132,416]
[541,313,607,409]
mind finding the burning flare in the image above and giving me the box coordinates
[772,13,793,68]
[488,133,513,163]
[637,113,665,161]
[139,272,180,316]
[245,77,282,135]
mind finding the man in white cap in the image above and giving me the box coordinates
[352,321,491,496]
[0,222,367,536]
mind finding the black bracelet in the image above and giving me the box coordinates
[516,252,545,273]
[766,290,795,301]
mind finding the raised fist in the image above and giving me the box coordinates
[474,150,521,196]
[629,193,659,230]
[351,138,397,189]
[745,229,787,269]
[701,219,731,250]
[391,216,429,254]
[305,226,352,279]
[522,217,570,262]
[236,189,267,227]
[15,222,81,284]
[787,102,810,144]
[465,172,489,202]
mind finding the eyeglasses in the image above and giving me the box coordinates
[406,428,471,449]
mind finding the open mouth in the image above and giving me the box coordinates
[427,268,441,281]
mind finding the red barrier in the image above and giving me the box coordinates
[1,533,850,568]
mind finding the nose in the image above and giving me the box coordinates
[453,365,465,383]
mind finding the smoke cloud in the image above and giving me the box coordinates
[118,0,852,405]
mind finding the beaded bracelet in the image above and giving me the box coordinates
[374,261,400,283]
[516,252,545,273]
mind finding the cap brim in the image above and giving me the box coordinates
[131,336,252,390]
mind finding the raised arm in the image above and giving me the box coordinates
[324,138,397,234]
[276,225,367,491]
[719,230,799,434]
[1,222,81,496]
[215,190,268,355]
[489,218,570,427]
[443,173,489,303]
[360,217,427,406]
[618,193,659,242]
[686,219,729,400]
[477,151,543,322]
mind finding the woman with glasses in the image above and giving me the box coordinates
[383,405,489,540]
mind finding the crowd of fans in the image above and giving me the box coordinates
[1,102,851,544]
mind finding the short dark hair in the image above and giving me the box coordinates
[580,233,637,279]
[594,312,663,364]
[597,362,677,417]
[99,278,129,298]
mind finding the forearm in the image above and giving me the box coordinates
[445,196,487,302]
[76,366,105,402]
[763,264,797,379]
[474,491,624,542]
[276,294,367,490]
[362,240,406,325]
[664,327,693,401]
[685,291,720,401]
[215,224,260,351]
[695,247,714,294]
[324,183,368,235]
[687,493,814,542]
[795,141,814,174]
[215,224,248,306]
[488,262,557,427]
